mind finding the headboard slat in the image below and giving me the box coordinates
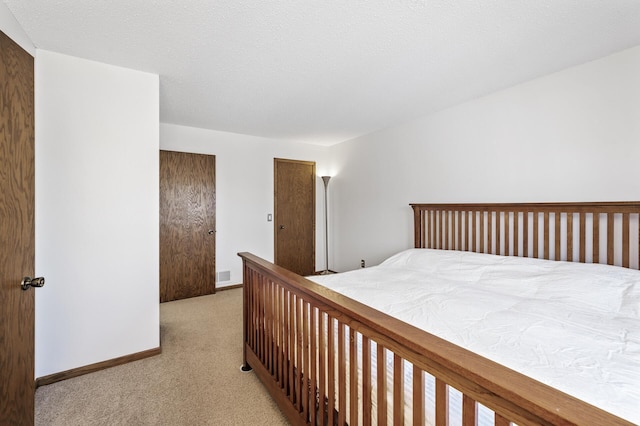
[622,213,629,268]
[523,212,529,257]
[543,212,550,260]
[567,213,574,262]
[533,213,539,259]
[580,212,586,262]
[607,214,615,265]
[457,211,463,251]
[488,212,493,254]
[479,212,484,253]
[594,215,600,263]
[499,212,503,254]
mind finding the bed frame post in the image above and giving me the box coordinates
[240,259,252,372]
[412,204,423,248]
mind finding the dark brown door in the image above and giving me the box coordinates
[160,151,216,302]
[274,158,316,276]
[0,31,36,425]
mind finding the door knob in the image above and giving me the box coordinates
[279,225,285,230]
[208,229,215,235]
[21,276,45,291]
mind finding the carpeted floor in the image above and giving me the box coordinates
[35,289,288,425]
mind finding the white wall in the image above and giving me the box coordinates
[0,2,34,55]
[160,123,333,286]
[35,50,159,377]
[330,45,640,272]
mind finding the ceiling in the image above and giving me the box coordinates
[5,1,640,145]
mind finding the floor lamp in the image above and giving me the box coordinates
[320,176,331,274]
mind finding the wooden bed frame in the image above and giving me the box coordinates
[239,202,640,425]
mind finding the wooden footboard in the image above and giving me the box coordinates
[238,252,632,426]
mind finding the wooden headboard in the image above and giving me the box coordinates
[411,202,640,270]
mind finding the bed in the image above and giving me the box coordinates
[239,202,640,425]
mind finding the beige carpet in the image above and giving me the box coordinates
[35,289,288,425]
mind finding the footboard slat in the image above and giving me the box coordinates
[295,296,303,411]
[435,378,448,426]
[266,279,273,375]
[254,273,259,357]
[496,413,510,426]
[249,272,255,353]
[462,394,477,426]
[362,336,372,425]
[277,285,283,387]
[318,312,326,426]
[288,291,295,404]
[393,354,404,425]
[337,323,346,426]
[301,301,309,418]
[377,343,387,426]
[309,306,318,424]
[259,277,264,367]
[327,315,335,424]
[413,366,424,426]
[349,328,358,426]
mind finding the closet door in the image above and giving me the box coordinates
[274,158,316,276]
[160,151,216,302]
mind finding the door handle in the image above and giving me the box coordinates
[208,229,215,235]
[279,225,285,230]
[21,276,45,291]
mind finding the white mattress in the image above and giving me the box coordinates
[309,249,640,424]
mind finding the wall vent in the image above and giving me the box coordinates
[216,270,231,282]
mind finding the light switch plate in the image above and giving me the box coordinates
[267,214,273,222]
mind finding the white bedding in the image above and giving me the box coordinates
[308,249,640,424]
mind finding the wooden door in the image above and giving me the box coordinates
[160,151,216,302]
[0,31,36,424]
[274,158,316,276]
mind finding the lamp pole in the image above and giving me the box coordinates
[321,176,331,274]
